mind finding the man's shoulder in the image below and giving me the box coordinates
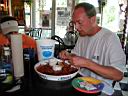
[0,33,9,45]
[22,34,36,43]
[101,28,117,39]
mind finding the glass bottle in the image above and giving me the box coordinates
[3,46,11,63]
[0,45,13,84]
[0,46,6,82]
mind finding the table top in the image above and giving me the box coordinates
[0,54,124,96]
[0,71,124,96]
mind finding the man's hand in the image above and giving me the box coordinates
[59,50,70,60]
[59,50,88,67]
[68,55,89,67]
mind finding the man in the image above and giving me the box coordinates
[0,16,36,50]
[59,2,126,86]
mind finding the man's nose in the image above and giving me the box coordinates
[75,23,80,31]
[75,23,78,28]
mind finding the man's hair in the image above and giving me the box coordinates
[0,16,17,23]
[74,2,96,18]
[0,16,18,35]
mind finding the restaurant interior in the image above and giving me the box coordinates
[0,0,128,96]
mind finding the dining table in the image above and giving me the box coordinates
[0,49,125,96]
[0,70,124,96]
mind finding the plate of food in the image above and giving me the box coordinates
[72,77,104,94]
[34,57,79,81]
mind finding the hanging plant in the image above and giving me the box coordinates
[98,0,107,13]
[24,0,32,6]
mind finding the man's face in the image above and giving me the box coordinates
[72,8,95,36]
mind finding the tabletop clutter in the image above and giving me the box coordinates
[0,34,24,92]
[0,38,57,86]
[0,35,24,78]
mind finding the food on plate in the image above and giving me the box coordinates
[52,65,62,71]
[78,77,102,85]
[49,58,58,66]
[36,61,78,76]
[79,81,97,90]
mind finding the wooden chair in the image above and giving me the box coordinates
[28,28,43,40]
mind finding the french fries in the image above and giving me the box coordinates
[78,76,102,85]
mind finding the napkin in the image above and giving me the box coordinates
[102,81,114,95]
[11,34,24,79]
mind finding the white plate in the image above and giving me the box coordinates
[34,58,79,81]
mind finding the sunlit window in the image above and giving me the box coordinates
[55,0,72,38]
[24,2,30,28]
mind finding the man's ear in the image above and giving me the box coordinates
[90,16,96,24]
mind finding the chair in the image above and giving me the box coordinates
[51,35,66,57]
[28,28,43,40]
[36,28,43,39]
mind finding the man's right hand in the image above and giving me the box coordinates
[59,50,69,60]
[59,50,76,60]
